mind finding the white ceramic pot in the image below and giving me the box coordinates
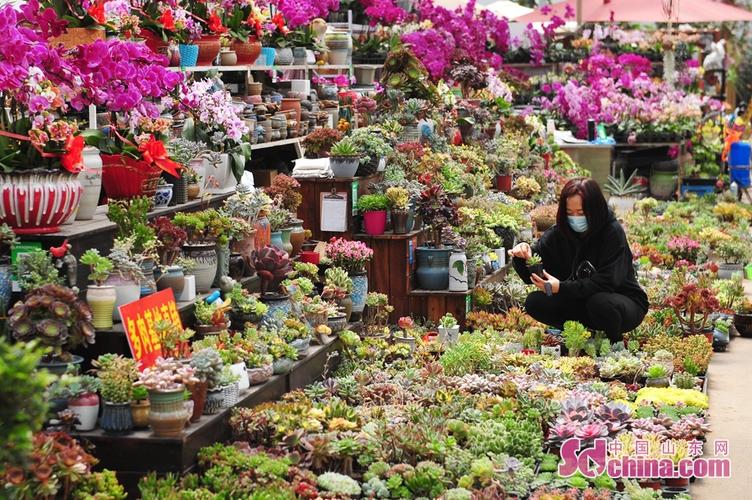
[68,393,99,431]
[608,195,637,218]
[495,248,506,268]
[231,362,250,391]
[183,243,218,293]
[105,275,141,322]
[438,325,460,344]
[87,285,117,330]
[205,153,237,194]
[76,147,103,220]
[328,48,348,65]
[448,250,468,292]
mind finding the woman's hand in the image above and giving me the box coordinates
[508,242,532,260]
[531,270,560,294]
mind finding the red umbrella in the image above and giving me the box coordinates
[516,0,752,23]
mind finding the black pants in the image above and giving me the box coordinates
[524,291,647,342]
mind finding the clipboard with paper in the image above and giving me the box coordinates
[320,190,348,232]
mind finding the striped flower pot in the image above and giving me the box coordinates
[0,171,82,234]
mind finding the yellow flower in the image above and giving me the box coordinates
[635,387,709,409]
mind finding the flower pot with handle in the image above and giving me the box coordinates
[68,392,99,431]
[87,285,117,330]
[76,147,102,220]
[0,171,82,234]
[363,210,387,236]
[101,402,133,435]
[148,388,189,437]
[415,247,451,290]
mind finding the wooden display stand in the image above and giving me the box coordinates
[296,174,381,242]
[355,229,426,320]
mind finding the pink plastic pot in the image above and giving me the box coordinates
[363,210,387,236]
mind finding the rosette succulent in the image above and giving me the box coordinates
[574,422,609,442]
[253,246,292,295]
[9,284,95,362]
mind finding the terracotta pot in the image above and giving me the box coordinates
[51,27,105,49]
[0,171,82,234]
[233,40,262,64]
[131,399,150,428]
[195,34,221,66]
[187,380,208,422]
[281,98,302,132]
[187,183,200,199]
[220,49,237,66]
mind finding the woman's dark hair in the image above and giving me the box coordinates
[556,177,609,238]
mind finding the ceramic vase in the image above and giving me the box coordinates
[187,380,207,423]
[87,285,117,330]
[105,275,140,322]
[156,266,186,296]
[349,272,368,314]
[415,247,451,290]
[448,250,468,292]
[68,393,99,431]
[270,231,285,252]
[148,388,188,437]
[183,242,218,293]
[153,184,173,207]
[75,147,102,220]
[101,402,133,435]
[288,220,305,257]
[281,228,293,255]
[140,258,157,296]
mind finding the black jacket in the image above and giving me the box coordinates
[513,214,649,311]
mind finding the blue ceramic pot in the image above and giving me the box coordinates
[270,231,285,252]
[261,47,276,66]
[261,293,292,320]
[101,402,133,434]
[178,44,199,67]
[415,247,451,290]
[350,272,368,313]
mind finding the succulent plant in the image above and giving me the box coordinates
[9,284,95,362]
[253,246,292,294]
[93,354,139,404]
[574,422,609,441]
[672,371,699,390]
[190,348,224,387]
[559,396,591,422]
[138,357,199,392]
[596,402,631,433]
[317,472,361,496]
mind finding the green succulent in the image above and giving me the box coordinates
[190,348,225,387]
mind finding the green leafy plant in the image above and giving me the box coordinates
[527,254,543,266]
[80,249,113,286]
[106,197,157,256]
[562,321,591,357]
[13,250,62,292]
[357,193,389,213]
[93,354,139,404]
[330,137,361,157]
[646,364,668,379]
[604,169,644,197]
[439,313,458,329]
[0,338,54,468]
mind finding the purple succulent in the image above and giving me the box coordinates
[596,402,632,434]
[560,396,591,422]
[575,422,609,441]
[548,421,578,443]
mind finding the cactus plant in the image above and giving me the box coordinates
[93,354,139,404]
[253,245,292,295]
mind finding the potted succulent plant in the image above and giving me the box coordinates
[322,266,353,321]
[604,169,644,217]
[734,298,752,338]
[130,385,150,428]
[329,137,361,178]
[302,128,342,158]
[526,253,544,277]
[645,364,670,388]
[151,216,188,295]
[254,245,293,297]
[245,351,273,386]
[562,321,591,357]
[301,296,333,333]
[93,354,139,434]
[106,237,146,322]
[154,319,195,360]
[194,300,231,335]
[438,313,460,344]
[357,193,389,236]
[137,357,198,437]
[386,186,410,234]
[80,249,116,330]
[218,366,241,409]
[9,284,95,374]
[717,240,749,279]
[189,348,224,422]
[227,283,268,326]
[48,370,101,432]
[269,337,299,375]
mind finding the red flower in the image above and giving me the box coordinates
[138,135,181,177]
[272,13,289,35]
[208,11,228,34]
[87,0,105,24]
[159,9,176,31]
[60,135,84,174]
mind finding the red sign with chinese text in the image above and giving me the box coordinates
[118,289,183,370]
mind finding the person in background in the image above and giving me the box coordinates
[509,177,648,342]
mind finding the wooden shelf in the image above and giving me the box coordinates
[168,64,353,73]
[251,137,302,151]
[354,229,424,240]
[78,338,342,494]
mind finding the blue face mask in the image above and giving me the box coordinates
[568,215,589,233]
